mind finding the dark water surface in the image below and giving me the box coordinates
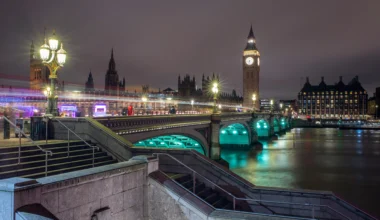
[221,128,380,218]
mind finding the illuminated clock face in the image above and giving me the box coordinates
[258,57,260,66]
[245,57,254,65]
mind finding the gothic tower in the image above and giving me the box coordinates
[85,71,95,91]
[243,25,260,110]
[105,48,119,94]
[29,41,50,90]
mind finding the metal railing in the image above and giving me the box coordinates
[53,118,99,167]
[188,151,375,219]
[1,116,53,177]
[153,153,351,220]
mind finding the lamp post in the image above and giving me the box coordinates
[211,82,219,114]
[270,99,274,113]
[252,93,257,112]
[39,30,67,116]
[191,99,194,113]
[376,105,378,120]
[142,96,148,115]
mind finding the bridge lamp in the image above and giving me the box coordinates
[211,82,219,113]
[142,96,148,114]
[269,100,274,113]
[256,124,261,129]
[232,130,237,135]
[242,131,247,134]
[39,30,67,116]
[376,105,378,119]
[252,94,257,112]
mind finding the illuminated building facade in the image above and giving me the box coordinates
[298,76,368,119]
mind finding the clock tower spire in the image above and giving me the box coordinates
[243,25,260,110]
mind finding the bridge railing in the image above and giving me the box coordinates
[1,116,53,177]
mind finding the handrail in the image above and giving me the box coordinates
[53,117,98,167]
[1,116,52,177]
[85,117,134,148]
[153,153,351,220]
[188,151,372,219]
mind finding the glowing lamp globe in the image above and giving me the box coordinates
[48,32,59,51]
[57,44,67,65]
[39,43,50,61]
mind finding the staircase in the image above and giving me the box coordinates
[0,141,117,179]
[166,172,252,212]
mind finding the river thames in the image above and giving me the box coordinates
[221,128,380,218]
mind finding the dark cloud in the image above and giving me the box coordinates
[0,0,379,99]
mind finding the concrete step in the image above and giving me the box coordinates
[0,155,114,179]
[0,141,85,154]
[0,151,107,173]
[23,159,117,179]
[0,140,117,180]
[0,144,93,160]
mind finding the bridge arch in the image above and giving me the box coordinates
[254,118,270,138]
[280,117,287,130]
[272,118,280,134]
[133,134,206,155]
[219,122,251,146]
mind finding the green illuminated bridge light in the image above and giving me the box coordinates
[220,123,249,145]
[134,135,204,155]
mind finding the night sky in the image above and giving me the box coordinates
[0,0,379,99]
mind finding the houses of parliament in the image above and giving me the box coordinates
[1,26,260,116]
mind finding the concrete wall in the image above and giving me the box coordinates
[2,160,150,220]
[50,117,133,161]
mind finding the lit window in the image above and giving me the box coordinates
[331,100,334,103]
[345,100,348,103]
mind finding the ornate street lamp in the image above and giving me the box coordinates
[211,82,219,113]
[252,93,257,112]
[376,105,378,120]
[39,30,67,116]
[142,96,148,114]
[270,99,274,113]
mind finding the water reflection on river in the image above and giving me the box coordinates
[221,128,380,218]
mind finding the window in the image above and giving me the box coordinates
[345,100,348,104]
[331,100,334,103]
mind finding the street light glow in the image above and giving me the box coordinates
[48,31,59,51]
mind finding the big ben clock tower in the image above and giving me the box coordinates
[243,25,260,110]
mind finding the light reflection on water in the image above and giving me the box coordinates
[220,128,380,218]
